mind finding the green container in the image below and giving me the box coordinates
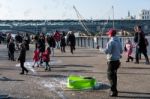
[67,75,96,90]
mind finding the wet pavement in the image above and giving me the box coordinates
[1,44,150,99]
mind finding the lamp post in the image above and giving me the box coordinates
[112,6,115,29]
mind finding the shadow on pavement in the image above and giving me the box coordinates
[0,77,24,81]
[121,67,150,69]
[39,74,67,78]
[0,67,18,71]
[51,64,93,68]
[118,91,150,99]
[118,72,150,75]
[53,55,95,58]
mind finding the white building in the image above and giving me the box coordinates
[139,9,150,20]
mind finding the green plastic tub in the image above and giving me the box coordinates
[67,75,96,90]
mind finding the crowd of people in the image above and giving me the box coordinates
[4,30,76,74]
[0,25,150,97]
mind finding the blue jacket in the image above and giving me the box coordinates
[104,36,123,61]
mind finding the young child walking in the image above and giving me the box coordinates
[124,39,134,62]
[42,47,51,71]
[18,42,28,75]
[32,44,40,68]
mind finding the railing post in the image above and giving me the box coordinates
[102,37,104,48]
[84,37,86,47]
[93,37,94,48]
[88,37,90,48]
[77,37,80,47]
[81,37,83,47]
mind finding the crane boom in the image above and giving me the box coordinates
[73,5,90,35]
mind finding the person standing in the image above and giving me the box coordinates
[47,34,56,56]
[134,25,149,64]
[15,32,23,50]
[103,29,122,97]
[6,33,12,48]
[53,30,61,49]
[60,32,66,53]
[8,39,15,61]
[68,31,76,54]
[38,35,46,65]
[24,33,30,51]
[18,42,28,75]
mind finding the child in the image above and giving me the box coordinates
[42,47,51,71]
[18,42,28,75]
[124,39,134,62]
[8,39,15,61]
[32,44,40,68]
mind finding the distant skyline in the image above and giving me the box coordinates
[0,0,150,20]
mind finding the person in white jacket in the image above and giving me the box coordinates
[104,29,123,97]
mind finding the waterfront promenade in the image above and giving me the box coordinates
[0,44,150,99]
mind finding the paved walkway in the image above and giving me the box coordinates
[0,44,150,99]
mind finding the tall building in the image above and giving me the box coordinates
[125,11,136,20]
[139,9,150,20]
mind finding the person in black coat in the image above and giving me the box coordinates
[47,35,56,56]
[60,32,66,53]
[38,35,46,65]
[18,42,28,75]
[24,33,30,51]
[8,39,15,61]
[134,25,149,64]
[68,32,76,54]
[15,33,23,50]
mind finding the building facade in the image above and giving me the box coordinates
[140,9,150,20]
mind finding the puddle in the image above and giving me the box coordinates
[39,78,67,99]
[16,62,37,74]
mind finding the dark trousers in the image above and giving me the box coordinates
[135,47,149,63]
[70,45,75,54]
[8,51,14,60]
[20,62,28,73]
[61,46,66,53]
[107,60,120,93]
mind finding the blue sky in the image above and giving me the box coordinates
[0,0,150,20]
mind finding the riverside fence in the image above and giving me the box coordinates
[75,36,150,54]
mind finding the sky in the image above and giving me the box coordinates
[0,0,150,20]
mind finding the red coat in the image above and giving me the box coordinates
[33,49,40,61]
[54,32,61,42]
[42,50,50,62]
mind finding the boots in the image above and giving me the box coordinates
[129,56,134,62]
[126,56,134,62]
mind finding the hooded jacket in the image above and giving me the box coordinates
[104,36,123,61]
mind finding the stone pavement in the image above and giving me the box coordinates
[0,44,150,99]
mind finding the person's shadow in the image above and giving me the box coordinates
[118,91,150,99]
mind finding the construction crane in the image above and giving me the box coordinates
[73,5,91,35]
